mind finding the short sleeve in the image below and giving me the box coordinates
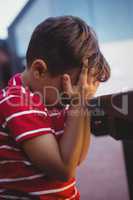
[1,94,53,143]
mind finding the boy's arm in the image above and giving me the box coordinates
[76,68,99,165]
[78,109,91,165]
[22,105,86,181]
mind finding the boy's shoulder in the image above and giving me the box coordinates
[0,73,47,113]
[0,73,24,100]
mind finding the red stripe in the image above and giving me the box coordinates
[0,163,44,179]
[0,149,27,160]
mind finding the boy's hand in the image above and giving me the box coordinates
[62,66,99,106]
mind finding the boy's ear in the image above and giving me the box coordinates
[31,59,48,79]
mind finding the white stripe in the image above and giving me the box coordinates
[0,194,30,200]
[0,95,19,105]
[1,122,7,128]
[55,130,64,135]
[0,145,20,151]
[0,189,5,193]
[2,89,6,97]
[0,132,8,136]
[65,187,78,200]
[65,104,70,110]
[44,107,47,111]
[2,110,47,128]
[16,128,54,141]
[49,112,60,117]
[30,93,34,96]
[0,189,30,199]
[21,86,26,94]
[0,160,31,166]
[0,174,45,183]
[13,78,16,86]
[29,180,76,195]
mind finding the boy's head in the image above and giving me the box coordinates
[25,16,110,105]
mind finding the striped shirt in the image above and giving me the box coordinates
[0,74,80,200]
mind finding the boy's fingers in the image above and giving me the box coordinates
[87,69,96,85]
[62,74,73,94]
[78,65,88,86]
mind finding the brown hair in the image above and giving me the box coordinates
[26,16,110,82]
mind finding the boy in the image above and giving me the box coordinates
[0,16,110,199]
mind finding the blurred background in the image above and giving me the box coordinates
[0,0,133,199]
